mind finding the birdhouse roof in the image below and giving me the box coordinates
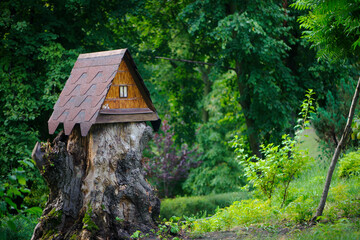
[48,49,160,137]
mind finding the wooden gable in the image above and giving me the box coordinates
[102,60,148,109]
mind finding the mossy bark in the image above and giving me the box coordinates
[31,122,160,240]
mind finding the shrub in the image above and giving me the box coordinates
[160,192,249,220]
[326,183,360,220]
[284,196,315,223]
[0,214,38,240]
[338,150,360,178]
[191,199,278,233]
[232,90,314,206]
[234,134,312,206]
[143,120,200,198]
[312,79,356,150]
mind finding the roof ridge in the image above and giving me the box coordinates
[78,49,127,59]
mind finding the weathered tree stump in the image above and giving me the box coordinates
[31,122,160,240]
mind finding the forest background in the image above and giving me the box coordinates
[1,0,360,239]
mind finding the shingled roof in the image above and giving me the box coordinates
[48,49,160,137]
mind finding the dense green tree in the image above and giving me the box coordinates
[122,0,219,145]
[183,74,246,195]
[0,0,145,219]
[0,0,143,174]
[312,78,357,149]
[3,0,360,212]
[177,0,323,156]
[121,0,359,195]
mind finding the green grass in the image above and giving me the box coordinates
[188,127,360,239]
[160,191,250,219]
[297,127,323,160]
[291,219,360,240]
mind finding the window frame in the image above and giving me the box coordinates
[119,85,128,98]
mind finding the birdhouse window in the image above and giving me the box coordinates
[119,85,128,98]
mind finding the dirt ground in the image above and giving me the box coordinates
[187,222,314,240]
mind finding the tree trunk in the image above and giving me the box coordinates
[235,60,262,158]
[198,66,212,123]
[314,76,360,220]
[31,122,160,240]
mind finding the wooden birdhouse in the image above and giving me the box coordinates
[48,49,161,136]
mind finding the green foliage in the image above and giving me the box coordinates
[292,0,360,60]
[130,230,143,239]
[234,134,312,205]
[312,78,357,149]
[338,150,360,178]
[233,89,314,205]
[0,214,39,240]
[160,192,249,220]
[188,131,360,235]
[0,159,43,216]
[144,120,200,198]
[183,76,246,196]
[189,161,360,234]
[296,89,316,133]
[284,196,315,223]
[0,154,44,239]
[326,183,360,221]
[0,0,141,175]
[138,0,339,158]
[82,206,99,232]
[292,219,360,240]
[192,199,277,233]
[130,216,192,240]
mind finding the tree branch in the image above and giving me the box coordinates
[155,56,236,71]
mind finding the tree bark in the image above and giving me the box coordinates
[314,76,360,220]
[31,122,160,240]
[235,60,262,158]
[198,66,212,123]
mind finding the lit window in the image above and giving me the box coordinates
[119,86,128,98]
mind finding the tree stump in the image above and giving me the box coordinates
[31,122,160,240]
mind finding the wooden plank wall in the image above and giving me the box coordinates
[102,61,148,109]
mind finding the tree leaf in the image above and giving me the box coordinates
[24,206,43,215]
[17,175,26,185]
[7,219,17,231]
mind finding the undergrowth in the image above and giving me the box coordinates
[188,146,360,236]
[160,191,249,219]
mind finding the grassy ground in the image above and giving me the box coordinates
[180,127,360,240]
[189,218,360,239]
[297,127,322,159]
[161,192,250,219]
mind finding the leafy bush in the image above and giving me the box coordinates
[284,196,315,223]
[234,134,312,206]
[0,158,44,239]
[191,199,278,233]
[160,192,249,220]
[312,79,357,149]
[233,89,314,206]
[143,120,200,198]
[0,214,39,240]
[338,150,360,178]
[183,77,246,196]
